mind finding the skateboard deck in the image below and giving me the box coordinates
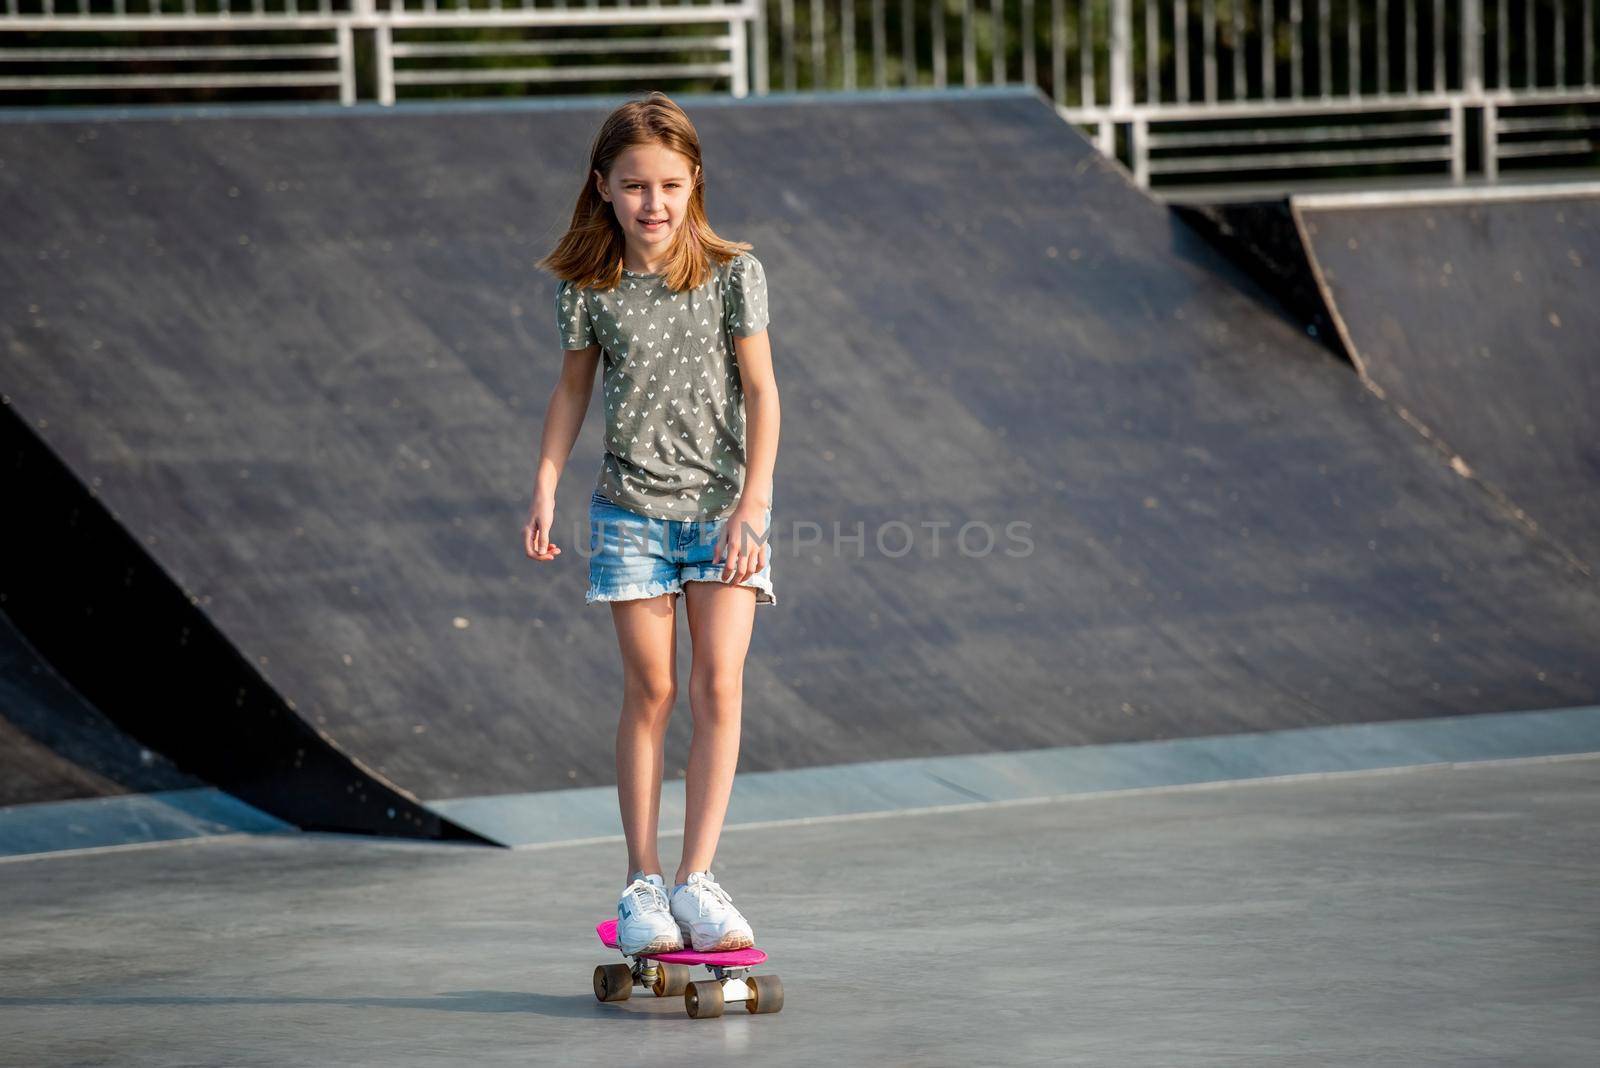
[592,918,783,1018]
[595,919,766,966]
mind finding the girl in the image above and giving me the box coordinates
[523,92,779,956]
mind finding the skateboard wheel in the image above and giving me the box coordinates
[745,973,784,1015]
[652,963,691,998]
[684,979,725,1019]
[593,962,633,1003]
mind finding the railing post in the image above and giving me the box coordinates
[1110,0,1132,114]
[1461,0,1483,95]
[336,22,355,106]
[374,23,394,106]
[1482,102,1498,182]
[1449,100,1464,183]
[731,13,749,98]
[752,0,768,95]
[1131,117,1149,187]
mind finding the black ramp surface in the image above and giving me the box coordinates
[1,91,1598,809]
[1295,193,1600,567]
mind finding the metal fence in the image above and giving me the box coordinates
[0,1,361,102]
[3,1,1596,188]
[0,1,760,106]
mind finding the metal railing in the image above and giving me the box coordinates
[371,3,754,106]
[2,1,1596,189]
[746,0,1599,186]
[0,2,360,102]
[0,1,760,106]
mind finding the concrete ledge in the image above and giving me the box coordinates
[9,706,1594,856]
[0,788,293,860]
[1293,180,1600,210]
[428,705,1600,848]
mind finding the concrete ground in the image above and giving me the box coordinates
[1,755,1596,1067]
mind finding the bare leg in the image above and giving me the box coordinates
[609,592,678,883]
[676,580,758,884]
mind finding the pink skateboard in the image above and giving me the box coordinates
[593,919,784,1019]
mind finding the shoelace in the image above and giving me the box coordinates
[626,878,671,915]
[689,872,736,910]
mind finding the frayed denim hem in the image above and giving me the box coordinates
[585,577,682,605]
[586,575,777,606]
[681,573,777,607]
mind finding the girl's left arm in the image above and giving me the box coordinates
[733,328,779,512]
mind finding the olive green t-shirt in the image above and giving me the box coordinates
[555,251,769,522]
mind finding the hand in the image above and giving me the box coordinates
[713,505,770,585]
[524,494,560,562]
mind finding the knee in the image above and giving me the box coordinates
[688,670,743,724]
[621,670,677,727]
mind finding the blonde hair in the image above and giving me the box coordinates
[538,91,751,293]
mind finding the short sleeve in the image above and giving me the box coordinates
[724,253,769,339]
[555,278,596,350]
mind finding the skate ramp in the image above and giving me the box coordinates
[2,91,1598,844]
[1292,187,1600,568]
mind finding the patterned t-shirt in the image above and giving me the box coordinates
[555,251,769,521]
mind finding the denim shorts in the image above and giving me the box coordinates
[586,490,776,607]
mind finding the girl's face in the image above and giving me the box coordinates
[595,142,696,255]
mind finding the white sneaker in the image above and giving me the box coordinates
[669,871,755,952]
[616,873,683,955]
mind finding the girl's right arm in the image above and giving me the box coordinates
[524,344,601,562]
